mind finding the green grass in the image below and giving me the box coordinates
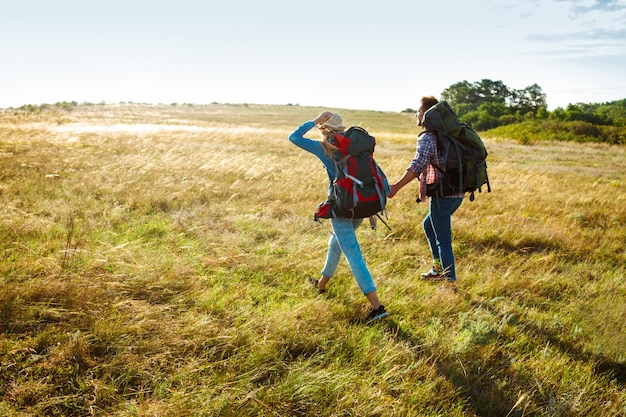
[1,103,625,416]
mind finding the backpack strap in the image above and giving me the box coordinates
[373,177,386,216]
[346,173,364,187]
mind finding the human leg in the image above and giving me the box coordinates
[422,211,439,261]
[323,217,387,321]
[422,211,443,278]
[329,218,377,296]
[428,197,463,281]
[321,233,342,279]
[316,232,343,291]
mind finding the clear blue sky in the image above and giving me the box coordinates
[2,0,625,111]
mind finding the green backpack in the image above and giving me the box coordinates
[422,101,491,201]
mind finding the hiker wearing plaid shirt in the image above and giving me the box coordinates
[389,96,464,287]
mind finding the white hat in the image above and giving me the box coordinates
[322,113,344,129]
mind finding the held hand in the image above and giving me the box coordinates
[388,171,416,198]
[388,184,399,198]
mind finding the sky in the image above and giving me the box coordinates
[1,0,625,112]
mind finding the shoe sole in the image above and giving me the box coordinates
[421,275,446,281]
[365,311,389,323]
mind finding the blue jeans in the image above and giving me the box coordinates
[423,196,463,281]
[322,218,377,295]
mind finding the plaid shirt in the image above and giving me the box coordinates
[408,131,464,201]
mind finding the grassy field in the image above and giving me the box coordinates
[1,103,624,416]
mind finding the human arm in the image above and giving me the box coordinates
[288,111,334,153]
[288,112,337,179]
[288,121,318,152]
[389,170,417,198]
[388,132,436,198]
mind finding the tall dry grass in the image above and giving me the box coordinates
[0,103,624,416]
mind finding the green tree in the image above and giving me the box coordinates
[476,79,510,105]
[510,84,547,115]
[441,79,548,126]
[536,107,549,120]
[441,80,480,115]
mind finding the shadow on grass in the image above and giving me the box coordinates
[382,319,529,417]
[521,321,626,386]
[466,232,564,255]
[381,314,625,417]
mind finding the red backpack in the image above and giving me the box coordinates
[314,126,389,221]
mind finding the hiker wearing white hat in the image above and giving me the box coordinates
[288,111,388,323]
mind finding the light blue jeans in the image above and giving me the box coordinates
[322,218,377,295]
[423,196,463,281]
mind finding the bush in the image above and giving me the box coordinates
[486,120,625,144]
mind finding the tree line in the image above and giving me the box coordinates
[403,79,625,144]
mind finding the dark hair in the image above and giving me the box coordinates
[420,95,438,111]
